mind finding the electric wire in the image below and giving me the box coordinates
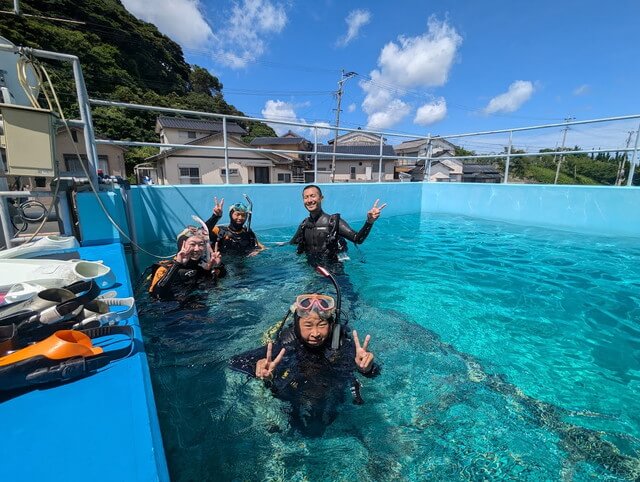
[15,51,173,259]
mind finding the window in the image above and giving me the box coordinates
[71,130,78,143]
[187,131,196,139]
[220,168,239,176]
[98,155,109,176]
[179,167,200,184]
[277,173,291,183]
[63,154,89,173]
[350,166,356,180]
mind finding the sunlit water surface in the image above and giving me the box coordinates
[133,213,640,481]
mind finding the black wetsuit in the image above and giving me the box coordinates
[206,214,260,255]
[148,258,226,300]
[289,210,373,263]
[230,325,379,436]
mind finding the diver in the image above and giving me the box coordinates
[289,185,386,264]
[148,226,226,300]
[205,196,264,256]
[229,267,379,436]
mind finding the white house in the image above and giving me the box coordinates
[315,130,396,182]
[147,116,294,184]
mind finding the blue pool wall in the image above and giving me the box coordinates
[77,183,640,245]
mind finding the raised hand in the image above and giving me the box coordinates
[366,199,387,223]
[353,330,374,373]
[210,241,222,267]
[175,242,193,264]
[255,342,286,379]
[213,196,225,217]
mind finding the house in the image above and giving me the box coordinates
[408,154,463,182]
[147,116,294,184]
[9,126,127,190]
[394,136,457,160]
[57,127,127,179]
[249,130,312,182]
[315,129,396,182]
[462,164,502,183]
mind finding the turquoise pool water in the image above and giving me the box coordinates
[135,213,640,481]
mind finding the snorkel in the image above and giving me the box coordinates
[315,266,342,350]
[243,194,253,231]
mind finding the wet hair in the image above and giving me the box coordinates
[303,184,322,197]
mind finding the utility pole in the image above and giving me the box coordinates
[615,131,634,185]
[554,117,574,184]
[330,70,356,183]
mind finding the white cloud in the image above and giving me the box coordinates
[122,0,214,49]
[366,99,411,129]
[336,9,371,47]
[347,103,356,113]
[360,16,462,129]
[573,84,590,96]
[414,98,447,125]
[216,0,287,69]
[484,80,534,114]
[261,100,331,138]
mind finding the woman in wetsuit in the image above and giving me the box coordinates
[205,197,264,256]
[289,185,386,263]
[230,293,378,436]
[148,226,226,300]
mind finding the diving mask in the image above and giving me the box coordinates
[229,203,249,214]
[294,294,336,319]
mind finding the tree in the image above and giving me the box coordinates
[189,66,223,96]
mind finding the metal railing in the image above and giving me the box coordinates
[1,42,639,191]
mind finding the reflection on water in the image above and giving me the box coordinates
[133,213,640,481]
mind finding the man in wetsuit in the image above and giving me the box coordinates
[229,293,378,436]
[205,197,264,256]
[149,226,226,299]
[290,185,386,263]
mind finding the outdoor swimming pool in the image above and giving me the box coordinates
[134,213,640,481]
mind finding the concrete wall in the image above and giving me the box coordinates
[76,183,640,246]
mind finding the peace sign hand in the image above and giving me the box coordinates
[213,197,225,217]
[255,342,286,379]
[175,242,193,264]
[367,199,387,223]
[353,330,374,373]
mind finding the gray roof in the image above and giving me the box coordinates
[250,136,309,146]
[463,164,501,174]
[157,116,246,134]
[316,145,396,157]
[395,137,457,152]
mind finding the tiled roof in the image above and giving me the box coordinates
[250,137,309,146]
[316,145,396,157]
[157,116,246,134]
[463,163,501,174]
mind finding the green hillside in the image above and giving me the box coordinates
[0,0,275,173]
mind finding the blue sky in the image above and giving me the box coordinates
[122,0,640,152]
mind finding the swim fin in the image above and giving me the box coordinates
[0,325,134,392]
[0,259,116,290]
[0,236,79,260]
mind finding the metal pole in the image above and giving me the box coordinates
[377,135,384,182]
[71,59,99,188]
[13,0,20,15]
[0,195,15,248]
[313,126,318,183]
[503,131,513,184]
[626,123,640,186]
[331,71,344,183]
[425,138,433,182]
[554,118,573,184]
[222,118,229,184]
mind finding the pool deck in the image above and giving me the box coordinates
[0,243,168,482]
